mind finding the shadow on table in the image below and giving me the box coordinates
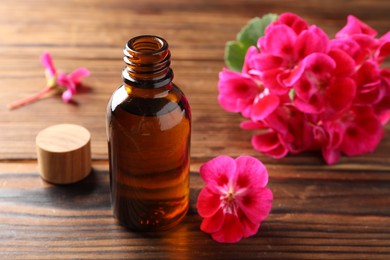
[41,168,111,210]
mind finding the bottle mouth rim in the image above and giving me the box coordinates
[126,35,168,55]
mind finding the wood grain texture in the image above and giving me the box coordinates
[0,0,389,162]
[0,162,389,259]
[0,0,389,259]
[36,124,91,184]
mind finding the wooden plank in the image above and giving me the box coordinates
[0,162,389,259]
[0,0,389,258]
[0,0,389,163]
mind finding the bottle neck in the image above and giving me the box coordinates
[122,35,173,89]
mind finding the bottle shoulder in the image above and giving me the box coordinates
[108,84,190,117]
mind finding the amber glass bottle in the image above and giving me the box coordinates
[107,35,191,231]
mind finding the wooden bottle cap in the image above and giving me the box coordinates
[36,124,92,184]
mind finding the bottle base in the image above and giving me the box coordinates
[111,197,189,232]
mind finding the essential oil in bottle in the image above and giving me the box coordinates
[106,35,191,231]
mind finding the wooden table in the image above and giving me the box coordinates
[1,0,389,259]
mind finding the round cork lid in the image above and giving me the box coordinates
[36,124,91,184]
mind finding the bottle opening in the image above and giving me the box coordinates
[127,35,167,54]
[123,35,173,88]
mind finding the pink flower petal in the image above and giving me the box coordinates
[376,31,390,63]
[294,93,324,114]
[40,51,56,77]
[260,24,297,59]
[237,99,253,118]
[242,46,259,74]
[239,211,261,238]
[321,122,344,164]
[218,69,258,113]
[351,34,378,64]
[249,53,283,71]
[218,70,258,98]
[200,208,225,234]
[262,106,291,135]
[196,186,221,218]
[330,38,361,63]
[328,48,356,77]
[217,95,241,113]
[274,12,308,35]
[234,156,269,188]
[301,53,336,78]
[355,61,384,105]
[326,77,356,115]
[211,214,244,243]
[340,107,384,156]
[57,73,76,93]
[252,132,289,158]
[379,110,390,125]
[237,187,273,224]
[69,67,90,84]
[240,120,267,130]
[296,25,330,59]
[263,144,289,159]
[61,89,73,103]
[199,155,236,186]
[293,75,315,100]
[356,61,381,88]
[251,131,280,152]
[261,68,290,94]
[284,53,336,94]
[374,69,390,124]
[251,94,280,121]
[322,147,341,165]
[336,15,377,38]
[282,62,305,87]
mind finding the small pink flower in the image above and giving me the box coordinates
[339,106,384,156]
[292,53,356,116]
[253,24,330,93]
[197,155,273,243]
[8,52,90,109]
[318,106,384,164]
[262,105,316,154]
[57,68,90,103]
[218,68,260,118]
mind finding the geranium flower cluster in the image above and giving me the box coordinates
[218,13,390,164]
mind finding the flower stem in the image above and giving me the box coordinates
[8,86,53,110]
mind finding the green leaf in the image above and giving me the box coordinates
[224,41,247,72]
[225,13,278,72]
[238,14,278,47]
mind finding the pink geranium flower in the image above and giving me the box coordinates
[8,51,90,110]
[197,155,273,243]
[318,106,384,164]
[57,68,90,103]
[218,13,389,164]
[252,23,330,94]
[217,68,259,117]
